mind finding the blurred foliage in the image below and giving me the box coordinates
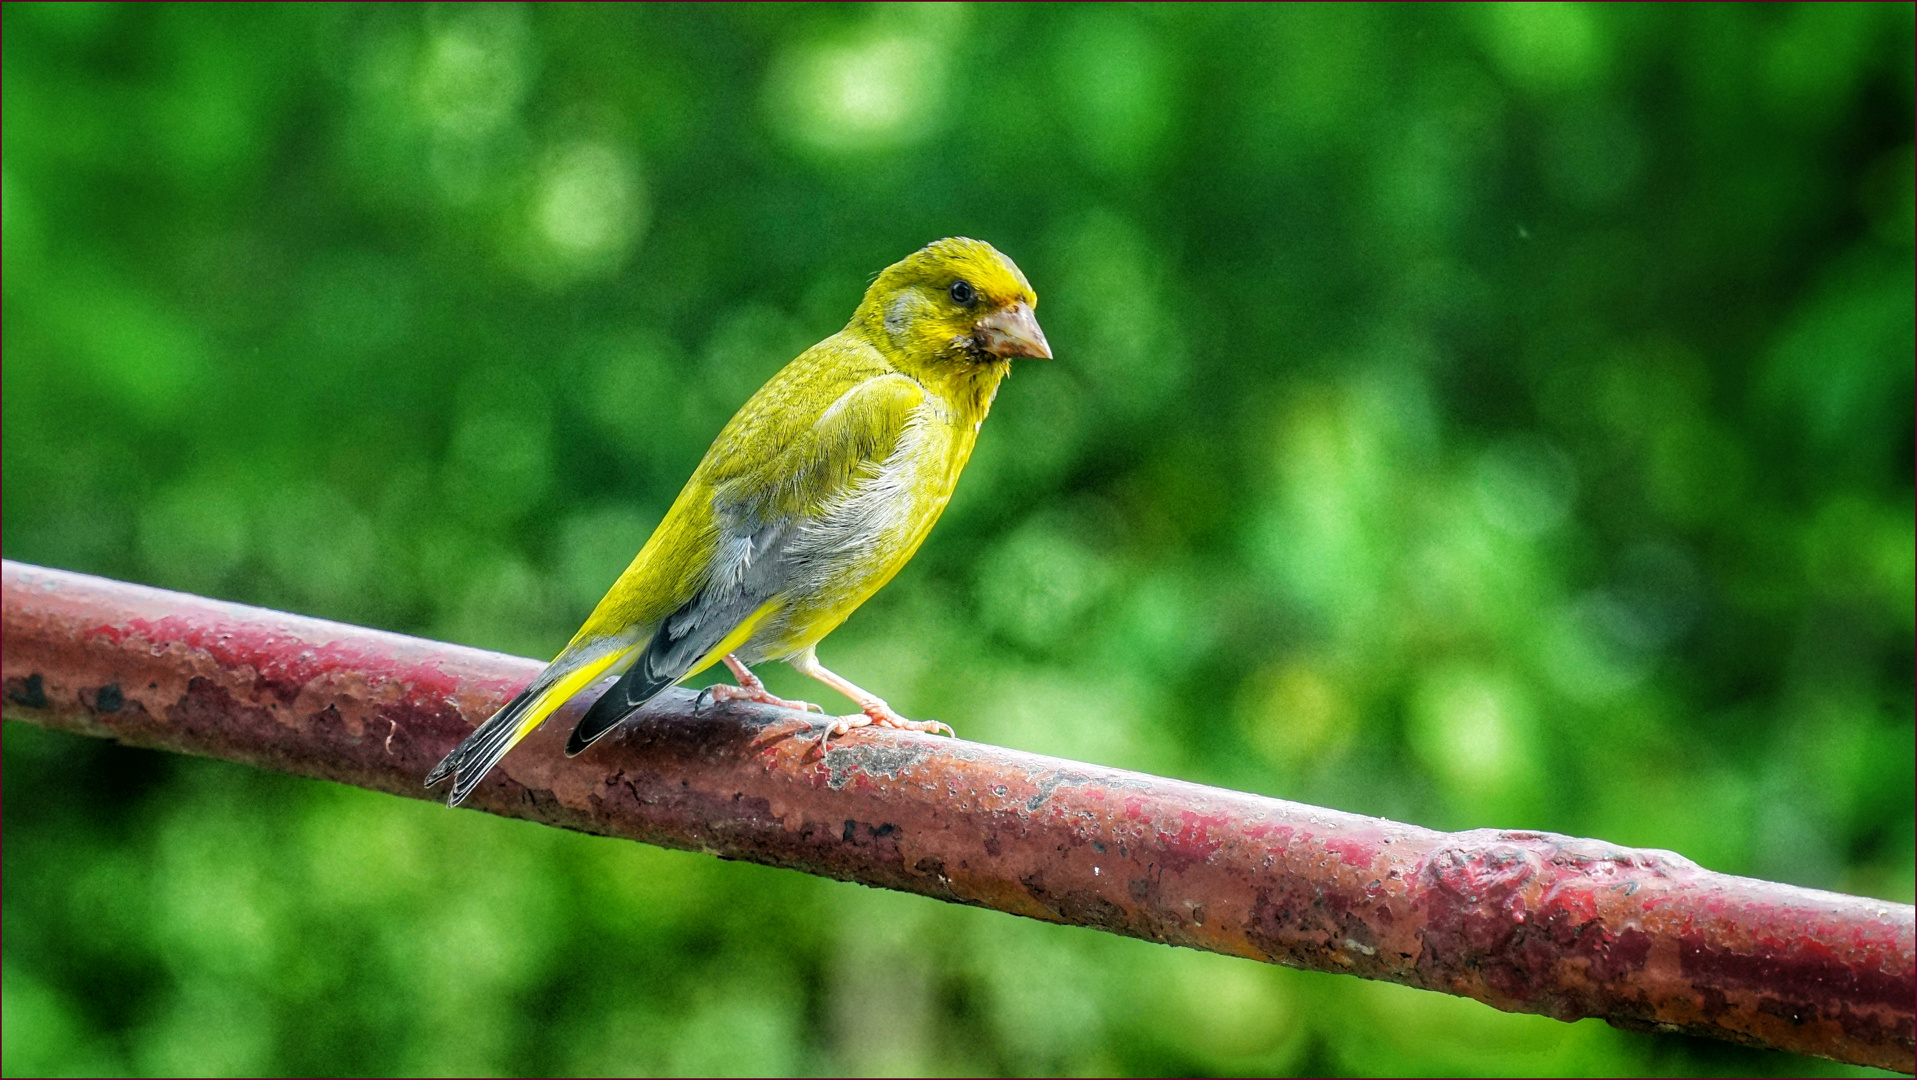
[3,3,1913,1076]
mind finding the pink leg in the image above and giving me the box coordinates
[701,654,823,713]
[787,647,953,752]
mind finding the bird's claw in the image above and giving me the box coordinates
[704,682,823,715]
[810,715,855,755]
[808,701,953,756]
[863,700,953,737]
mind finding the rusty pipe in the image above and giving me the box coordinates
[2,559,1911,1072]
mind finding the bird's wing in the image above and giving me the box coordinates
[565,365,926,753]
[712,369,927,523]
[571,338,899,637]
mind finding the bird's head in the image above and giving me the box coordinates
[854,237,1051,376]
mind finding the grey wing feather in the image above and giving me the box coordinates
[565,521,793,755]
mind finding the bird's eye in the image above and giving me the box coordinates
[948,280,977,306]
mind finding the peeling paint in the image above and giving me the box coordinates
[823,739,934,790]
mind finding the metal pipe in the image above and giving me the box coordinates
[3,559,1911,1072]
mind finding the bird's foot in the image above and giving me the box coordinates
[700,682,824,714]
[864,701,954,737]
[811,700,953,753]
[703,653,824,714]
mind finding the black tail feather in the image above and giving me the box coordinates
[565,661,677,756]
[565,592,735,756]
[425,686,534,805]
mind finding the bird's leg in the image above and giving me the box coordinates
[787,647,954,752]
[701,654,823,713]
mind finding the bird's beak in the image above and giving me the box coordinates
[974,301,1052,360]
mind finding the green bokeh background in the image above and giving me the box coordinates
[4,3,1912,1076]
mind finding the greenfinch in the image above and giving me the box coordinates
[428,238,1050,806]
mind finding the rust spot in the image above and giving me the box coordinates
[1025,768,1091,812]
[1021,873,1130,931]
[1680,935,1915,1014]
[6,672,47,709]
[309,703,346,737]
[1575,925,1654,985]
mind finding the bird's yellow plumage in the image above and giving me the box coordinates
[428,237,1050,805]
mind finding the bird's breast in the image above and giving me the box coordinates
[756,402,974,652]
[798,404,965,573]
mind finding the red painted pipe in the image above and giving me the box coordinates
[3,559,1912,1072]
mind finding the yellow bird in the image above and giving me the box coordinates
[428,237,1050,806]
